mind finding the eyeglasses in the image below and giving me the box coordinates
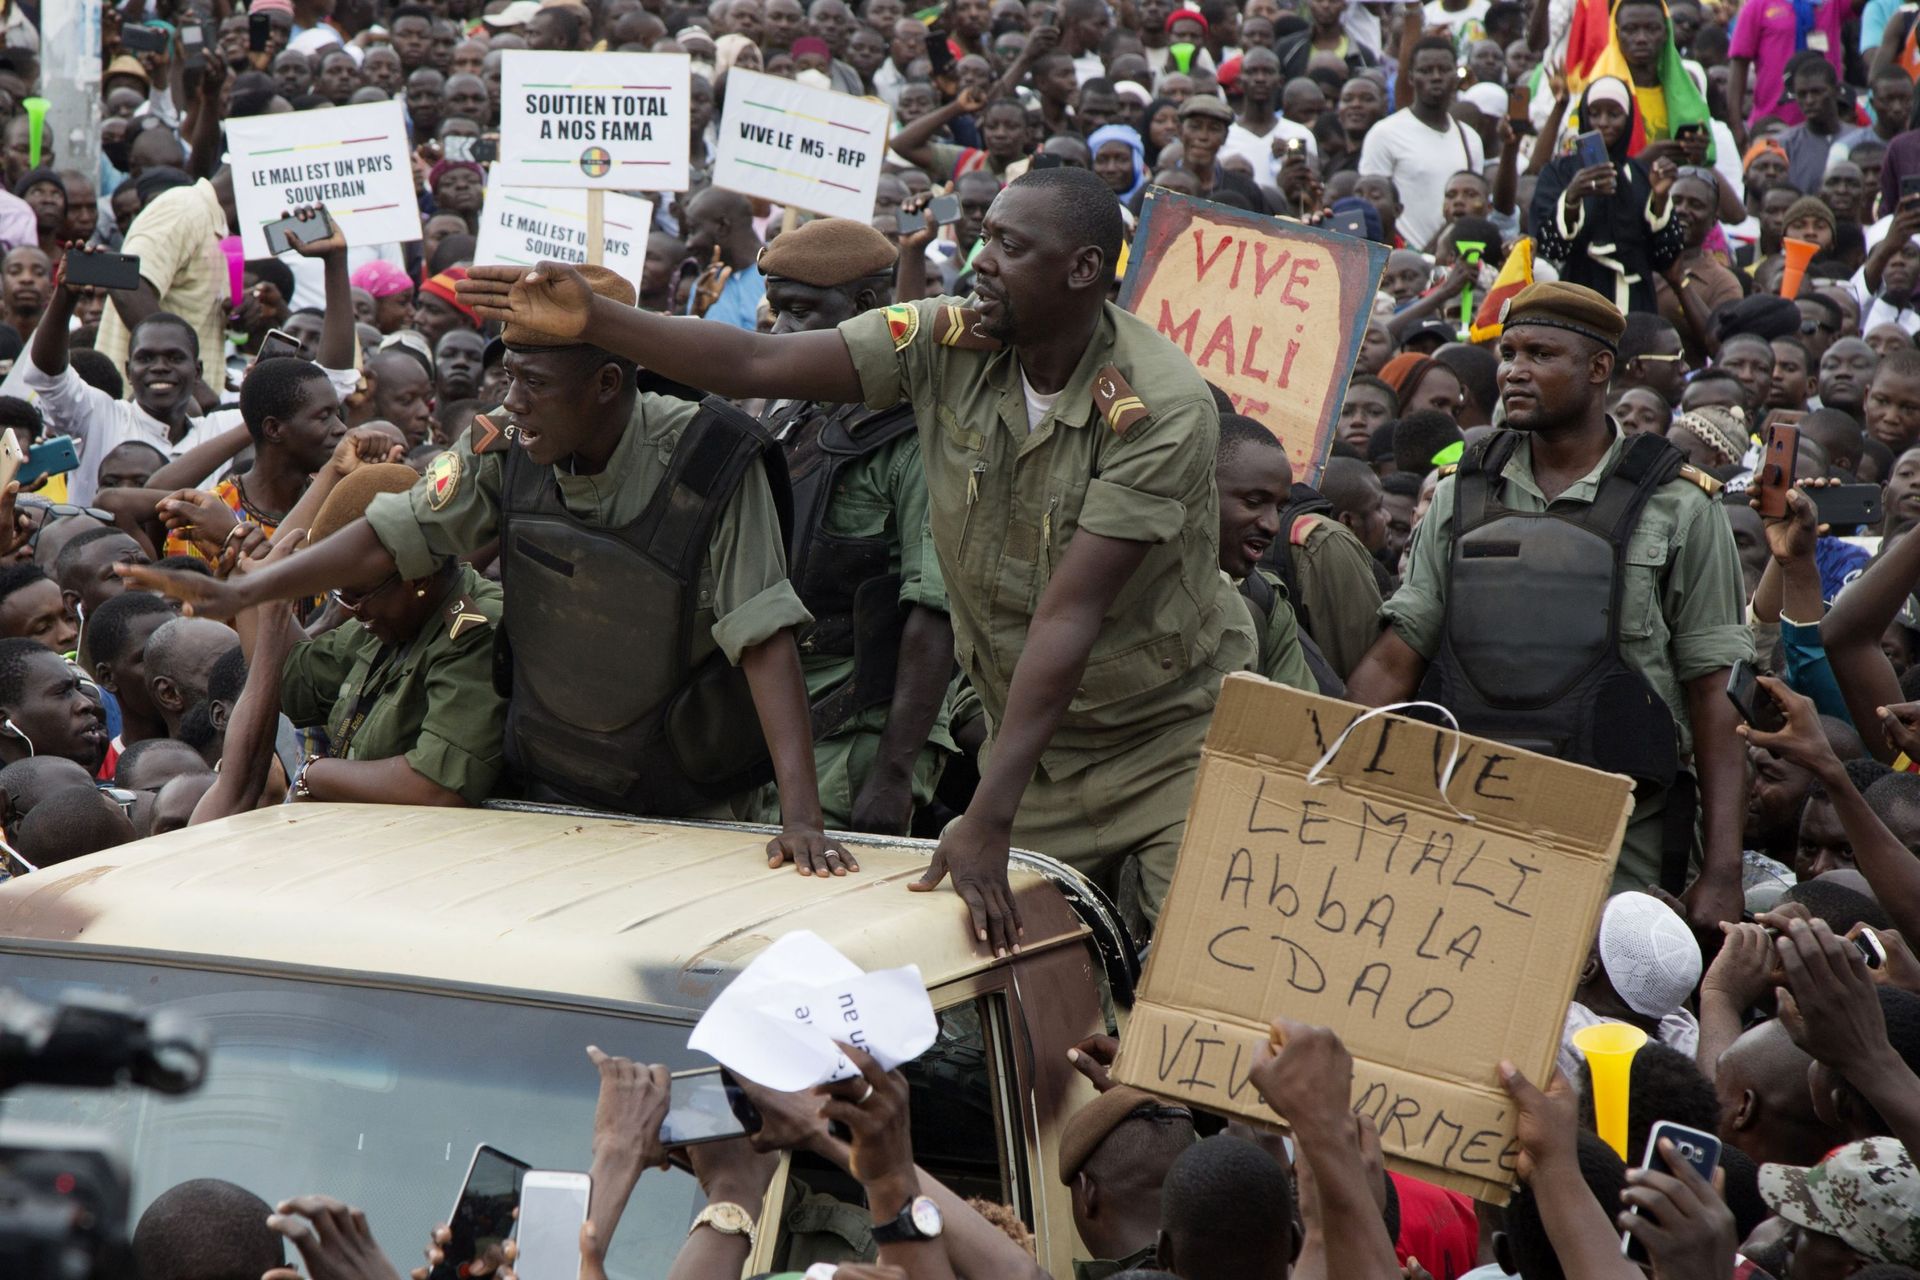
[97,786,136,820]
[330,570,401,612]
[23,502,117,551]
[1677,165,1718,185]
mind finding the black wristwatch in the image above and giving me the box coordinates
[871,1194,943,1244]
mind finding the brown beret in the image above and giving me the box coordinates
[1500,280,1626,350]
[757,216,899,288]
[502,264,636,348]
[1178,93,1234,122]
[310,462,419,545]
[1058,1086,1186,1185]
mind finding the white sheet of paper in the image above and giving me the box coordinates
[687,930,938,1091]
[226,101,422,259]
[471,170,653,290]
[496,50,691,191]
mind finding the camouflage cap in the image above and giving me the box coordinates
[1760,1137,1920,1266]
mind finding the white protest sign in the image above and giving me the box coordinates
[225,101,421,260]
[712,69,891,221]
[688,930,938,1091]
[497,50,691,191]
[472,169,653,290]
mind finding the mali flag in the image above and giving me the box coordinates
[1565,0,1713,158]
[1469,239,1535,344]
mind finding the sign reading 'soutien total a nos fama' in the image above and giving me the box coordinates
[496,50,692,192]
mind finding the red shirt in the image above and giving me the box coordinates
[1391,1173,1481,1280]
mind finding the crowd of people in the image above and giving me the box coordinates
[10,0,1920,1272]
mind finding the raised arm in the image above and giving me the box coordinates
[191,591,298,822]
[285,204,358,372]
[118,516,398,618]
[148,423,253,491]
[460,264,865,404]
[888,87,988,172]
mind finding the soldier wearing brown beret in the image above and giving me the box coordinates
[1349,280,1754,925]
[758,218,958,835]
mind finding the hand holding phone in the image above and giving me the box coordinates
[63,250,143,292]
[1754,422,1799,519]
[1619,1122,1725,1265]
[928,193,962,225]
[427,1145,529,1280]
[1726,659,1785,733]
[659,1067,764,1147]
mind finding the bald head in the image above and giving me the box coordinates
[144,617,239,733]
[1717,1018,1838,1169]
[15,786,135,866]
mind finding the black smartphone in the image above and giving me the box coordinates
[658,1066,764,1148]
[256,328,304,362]
[472,137,498,164]
[1902,174,1920,202]
[1812,482,1884,529]
[1621,1122,1720,1263]
[929,193,961,225]
[1332,209,1369,238]
[1031,152,1064,170]
[64,251,142,292]
[249,10,271,52]
[895,208,923,235]
[1726,659,1785,733]
[1576,130,1609,168]
[426,1145,529,1280]
[179,23,207,73]
[925,24,955,74]
[121,23,169,53]
[262,207,335,256]
[1675,123,1705,140]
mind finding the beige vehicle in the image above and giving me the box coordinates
[0,803,1138,1277]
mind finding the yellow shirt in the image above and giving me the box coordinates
[1634,85,1669,141]
[95,179,232,394]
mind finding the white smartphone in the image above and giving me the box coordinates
[514,1170,591,1280]
[0,431,25,492]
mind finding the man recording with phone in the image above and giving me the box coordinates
[1348,282,1754,933]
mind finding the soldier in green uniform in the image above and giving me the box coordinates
[1348,282,1753,928]
[1256,450,1386,681]
[121,267,852,875]
[1214,415,1321,695]
[459,167,1254,951]
[275,463,507,806]
[755,218,957,834]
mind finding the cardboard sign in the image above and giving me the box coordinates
[1109,677,1630,1202]
[496,50,691,191]
[1117,190,1386,487]
[226,101,422,260]
[711,69,892,221]
[472,169,654,290]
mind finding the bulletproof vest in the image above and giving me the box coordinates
[1238,570,1346,698]
[1257,484,1335,637]
[496,397,794,816]
[1419,429,1681,787]
[771,397,920,740]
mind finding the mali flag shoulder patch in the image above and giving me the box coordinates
[426,450,463,511]
[884,303,920,351]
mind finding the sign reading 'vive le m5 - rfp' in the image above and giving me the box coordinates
[496,50,692,191]
[711,69,891,220]
[1109,677,1630,1203]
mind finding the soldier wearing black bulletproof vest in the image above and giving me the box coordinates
[1348,281,1754,933]
[757,218,957,835]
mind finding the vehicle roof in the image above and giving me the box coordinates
[0,805,1090,1017]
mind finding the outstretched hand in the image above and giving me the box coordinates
[457,264,597,341]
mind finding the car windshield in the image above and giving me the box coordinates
[1,951,706,1280]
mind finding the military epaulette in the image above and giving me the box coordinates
[1437,463,1459,478]
[934,303,1003,351]
[1093,365,1149,435]
[445,592,490,641]
[469,412,510,455]
[1289,513,1324,546]
[1677,464,1722,495]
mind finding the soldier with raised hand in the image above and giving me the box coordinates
[459,167,1253,952]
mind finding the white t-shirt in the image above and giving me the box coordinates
[1357,109,1486,251]
[1223,116,1318,185]
[1424,0,1490,43]
[1020,367,1061,432]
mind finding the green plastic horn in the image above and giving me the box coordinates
[22,98,47,170]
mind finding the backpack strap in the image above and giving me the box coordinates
[1453,429,1523,537]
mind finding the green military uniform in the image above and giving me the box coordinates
[1382,424,1753,890]
[1235,567,1317,692]
[783,423,958,827]
[363,393,812,819]
[280,564,507,803]
[839,296,1255,919]
[770,1174,877,1270]
[1287,512,1385,680]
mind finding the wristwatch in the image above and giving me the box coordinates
[871,1194,943,1244]
[689,1201,757,1248]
